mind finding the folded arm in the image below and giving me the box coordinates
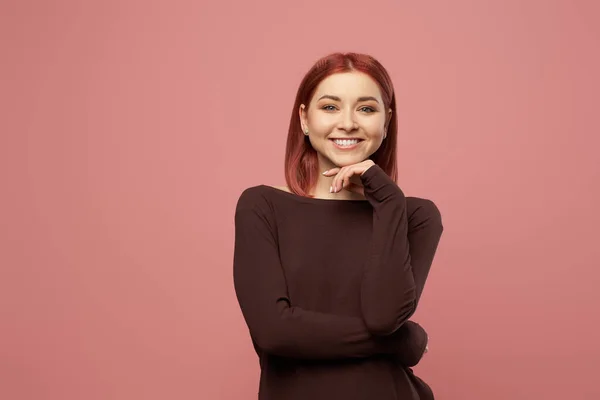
[233,188,427,363]
[360,165,444,336]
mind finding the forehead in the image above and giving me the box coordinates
[312,72,382,101]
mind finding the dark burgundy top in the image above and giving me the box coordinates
[233,164,444,400]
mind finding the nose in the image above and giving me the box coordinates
[338,109,358,132]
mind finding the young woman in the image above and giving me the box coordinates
[233,52,444,400]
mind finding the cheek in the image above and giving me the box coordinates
[365,123,385,140]
[310,115,336,131]
[358,115,384,131]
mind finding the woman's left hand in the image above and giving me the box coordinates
[322,160,376,195]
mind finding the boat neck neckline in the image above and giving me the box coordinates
[259,185,370,205]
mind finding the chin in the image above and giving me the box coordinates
[329,154,368,167]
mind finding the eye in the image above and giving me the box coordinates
[360,106,376,113]
[322,105,337,111]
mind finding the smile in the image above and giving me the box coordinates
[330,138,363,149]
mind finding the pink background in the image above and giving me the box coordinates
[2,0,599,399]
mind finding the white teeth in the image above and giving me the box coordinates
[333,139,359,147]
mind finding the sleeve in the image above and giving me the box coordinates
[384,320,429,367]
[233,188,388,359]
[359,165,444,336]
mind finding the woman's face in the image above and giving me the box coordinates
[300,71,391,170]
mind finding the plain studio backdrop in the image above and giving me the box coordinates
[1,0,599,399]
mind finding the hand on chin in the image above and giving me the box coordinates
[322,159,376,195]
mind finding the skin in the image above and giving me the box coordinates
[298,71,393,199]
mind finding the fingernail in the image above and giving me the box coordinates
[322,170,328,175]
[329,186,333,193]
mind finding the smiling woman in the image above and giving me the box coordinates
[285,53,399,198]
[233,52,444,400]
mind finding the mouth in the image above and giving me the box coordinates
[329,138,364,150]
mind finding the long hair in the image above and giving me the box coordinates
[284,52,399,197]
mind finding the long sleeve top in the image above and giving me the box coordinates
[233,164,444,400]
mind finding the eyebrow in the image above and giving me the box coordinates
[317,95,380,104]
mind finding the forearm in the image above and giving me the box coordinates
[240,294,426,363]
[360,166,416,334]
[238,294,389,359]
[360,166,443,335]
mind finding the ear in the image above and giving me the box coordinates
[383,108,393,137]
[385,108,393,129]
[299,104,308,131]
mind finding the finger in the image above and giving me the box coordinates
[331,170,341,193]
[322,167,341,176]
[332,167,345,193]
[341,166,359,191]
[342,172,353,191]
[338,168,351,192]
[337,167,357,193]
[330,170,338,193]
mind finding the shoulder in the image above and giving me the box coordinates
[406,196,441,214]
[236,184,290,213]
[236,185,271,210]
[406,196,443,226]
[235,185,284,234]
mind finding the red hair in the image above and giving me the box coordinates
[284,52,399,197]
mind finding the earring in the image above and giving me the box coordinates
[304,129,309,136]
